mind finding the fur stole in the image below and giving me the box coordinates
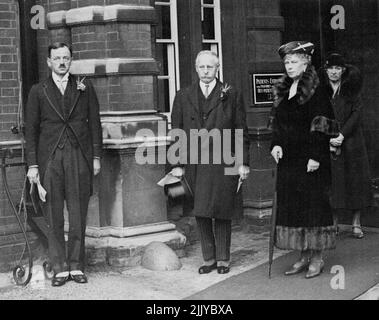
[272,65,320,107]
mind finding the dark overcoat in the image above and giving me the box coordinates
[271,66,336,251]
[171,81,250,220]
[25,74,102,183]
[321,65,372,210]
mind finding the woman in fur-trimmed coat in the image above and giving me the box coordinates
[320,53,372,239]
[270,41,336,279]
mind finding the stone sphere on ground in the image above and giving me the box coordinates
[141,242,182,271]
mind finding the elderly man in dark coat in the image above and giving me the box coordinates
[25,42,102,286]
[321,53,372,238]
[171,50,250,274]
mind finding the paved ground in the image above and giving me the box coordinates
[0,224,378,300]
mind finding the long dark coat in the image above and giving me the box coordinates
[171,81,250,220]
[321,65,372,210]
[25,75,102,183]
[271,66,336,251]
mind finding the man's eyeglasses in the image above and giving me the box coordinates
[50,56,71,62]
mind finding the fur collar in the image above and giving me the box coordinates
[320,64,363,98]
[273,65,319,107]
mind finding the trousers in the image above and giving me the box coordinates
[196,217,232,262]
[42,140,91,273]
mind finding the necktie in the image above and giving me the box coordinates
[204,84,209,98]
[58,80,67,95]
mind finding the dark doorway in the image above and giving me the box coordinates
[18,0,39,107]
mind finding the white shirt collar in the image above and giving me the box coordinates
[52,72,69,84]
[199,79,217,96]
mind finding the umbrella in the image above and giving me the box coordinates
[268,166,278,279]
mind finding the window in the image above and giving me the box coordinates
[155,0,180,118]
[201,0,223,81]
[155,0,224,119]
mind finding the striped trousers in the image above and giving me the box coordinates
[196,217,232,262]
[42,140,91,274]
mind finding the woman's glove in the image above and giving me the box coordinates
[330,133,344,147]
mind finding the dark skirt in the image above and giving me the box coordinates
[275,158,336,251]
[330,141,372,211]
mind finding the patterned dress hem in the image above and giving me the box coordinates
[275,225,336,251]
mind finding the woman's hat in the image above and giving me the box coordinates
[278,41,315,59]
[325,53,345,68]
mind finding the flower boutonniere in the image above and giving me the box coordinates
[220,83,232,101]
[76,76,86,91]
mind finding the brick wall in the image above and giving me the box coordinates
[0,0,19,142]
[0,0,33,271]
[95,76,154,112]
[70,0,151,8]
[0,0,22,210]
[72,24,152,60]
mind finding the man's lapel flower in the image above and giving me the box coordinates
[76,76,86,91]
[220,83,232,101]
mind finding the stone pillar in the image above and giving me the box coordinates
[87,112,185,267]
[243,0,284,230]
[41,1,186,267]
[243,110,277,230]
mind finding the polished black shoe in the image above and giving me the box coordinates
[51,274,69,287]
[284,259,309,276]
[198,263,217,274]
[70,271,88,284]
[217,266,230,274]
[305,260,324,279]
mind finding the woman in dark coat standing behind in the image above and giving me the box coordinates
[321,53,372,238]
[270,41,336,279]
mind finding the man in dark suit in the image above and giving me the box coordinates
[25,42,102,286]
[171,51,250,274]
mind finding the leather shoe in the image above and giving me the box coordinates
[305,260,324,279]
[284,259,309,276]
[70,271,88,284]
[51,274,69,287]
[198,263,217,274]
[217,266,230,274]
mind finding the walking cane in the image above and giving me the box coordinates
[268,166,278,279]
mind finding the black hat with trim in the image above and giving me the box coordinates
[325,53,346,68]
[278,41,315,59]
